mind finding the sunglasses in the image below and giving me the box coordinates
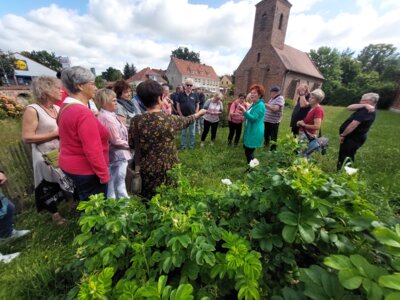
[186,84,193,87]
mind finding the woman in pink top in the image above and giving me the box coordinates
[95,89,132,200]
[200,92,223,146]
[59,66,110,201]
[227,93,249,146]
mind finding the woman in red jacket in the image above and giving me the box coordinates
[59,66,110,201]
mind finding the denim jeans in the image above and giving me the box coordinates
[181,121,196,149]
[63,171,108,201]
[108,160,128,199]
[0,193,14,238]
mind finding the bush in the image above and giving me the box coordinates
[0,96,25,119]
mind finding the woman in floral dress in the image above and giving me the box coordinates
[129,80,206,199]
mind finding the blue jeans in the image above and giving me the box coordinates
[108,160,128,199]
[0,193,14,238]
[181,121,196,149]
[63,171,107,201]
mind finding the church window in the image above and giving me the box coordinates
[260,13,267,31]
[279,14,283,30]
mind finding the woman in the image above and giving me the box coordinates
[238,84,266,164]
[200,92,223,146]
[22,76,73,224]
[59,66,110,201]
[128,80,206,199]
[95,89,132,199]
[114,80,135,128]
[296,88,325,156]
[161,85,173,114]
[227,93,249,146]
[290,84,310,136]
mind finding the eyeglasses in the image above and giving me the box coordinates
[186,84,193,87]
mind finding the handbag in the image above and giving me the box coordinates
[130,118,142,194]
[302,127,329,157]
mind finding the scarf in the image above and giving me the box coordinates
[117,98,136,114]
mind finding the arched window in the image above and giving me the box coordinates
[260,13,267,31]
[279,14,283,30]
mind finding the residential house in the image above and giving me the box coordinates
[127,67,167,87]
[219,75,233,94]
[235,0,324,99]
[166,57,219,92]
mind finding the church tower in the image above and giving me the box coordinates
[252,0,291,50]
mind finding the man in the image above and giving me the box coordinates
[337,92,379,169]
[194,86,205,134]
[0,170,30,263]
[176,78,199,150]
[264,86,285,151]
[170,84,183,115]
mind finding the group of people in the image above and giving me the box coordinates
[5,67,379,232]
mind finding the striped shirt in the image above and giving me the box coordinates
[264,95,285,123]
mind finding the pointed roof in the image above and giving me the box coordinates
[273,45,324,80]
[127,67,167,84]
[171,57,219,79]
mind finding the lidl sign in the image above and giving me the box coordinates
[15,59,29,71]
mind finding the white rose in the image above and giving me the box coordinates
[221,178,232,185]
[344,166,358,175]
[249,158,260,168]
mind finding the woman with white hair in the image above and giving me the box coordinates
[59,66,110,201]
[22,76,73,225]
[95,88,131,199]
[296,88,325,140]
[200,92,224,146]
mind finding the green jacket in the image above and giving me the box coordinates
[243,99,266,148]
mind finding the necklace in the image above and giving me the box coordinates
[39,103,58,119]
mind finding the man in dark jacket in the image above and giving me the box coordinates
[337,92,379,169]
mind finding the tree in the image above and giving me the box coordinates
[95,75,106,88]
[0,50,15,85]
[171,47,200,63]
[101,67,122,82]
[123,63,137,80]
[340,55,361,86]
[357,43,398,76]
[20,50,62,71]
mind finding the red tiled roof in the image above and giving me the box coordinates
[273,45,324,80]
[127,67,167,84]
[171,57,219,79]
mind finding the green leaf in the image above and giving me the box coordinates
[158,275,168,295]
[171,284,194,300]
[338,269,363,290]
[281,287,300,300]
[373,227,400,248]
[282,225,297,243]
[386,292,400,300]
[350,255,376,278]
[362,279,383,300]
[278,211,298,226]
[379,274,400,291]
[299,224,315,243]
[324,255,352,270]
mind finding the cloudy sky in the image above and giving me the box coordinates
[0,0,399,76]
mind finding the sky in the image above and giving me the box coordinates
[0,0,399,76]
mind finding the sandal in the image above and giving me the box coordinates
[52,213,67,225]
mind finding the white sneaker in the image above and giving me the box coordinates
[0,252,20,263]
[10,229,31,239]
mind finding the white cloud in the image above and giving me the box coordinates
[0,0,399,77]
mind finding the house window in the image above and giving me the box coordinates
[257,53,261,62]
[260,13,267,31]
[279,14,283,30]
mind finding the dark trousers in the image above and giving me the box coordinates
[0,193,14,238]
[244,146,256,164]
[227,121,243,145]
[264,122,280,151]
[291,126,300,136]
[63,171,108,201]
[201,120,219,142]
[337,137,365,170]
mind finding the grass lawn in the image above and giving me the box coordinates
[0,105,399,298]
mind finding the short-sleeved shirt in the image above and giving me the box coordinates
[339,108,376,141]
[264,94,285,123]
[290,96,311,128]
[302,105,324,135]
[177,92,199,116]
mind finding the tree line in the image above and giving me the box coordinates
[309,43,400,109]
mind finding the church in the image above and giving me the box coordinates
[235,0,324,99]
